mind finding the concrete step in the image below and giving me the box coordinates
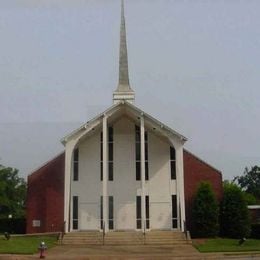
[60,231,190,245]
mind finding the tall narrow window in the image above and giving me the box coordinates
[135,125,149,181]
[100,127,113,181]
[109,196,114,230]
[135,126,141,180]
[108,127,113,181]
[73,196,78,230]
[145,195,150,229]
[170,146,176,180]
[100,132,103,181]
[100,196,103,229]
[136,196,142,229]
[145,132,149,180]
[172,195,178,228]
[73,148,79,181]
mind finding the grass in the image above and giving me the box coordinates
[0,235,58,254]
[194,238,260,253]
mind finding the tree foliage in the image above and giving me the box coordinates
[191,182,219,238]
[234,165,260,200]
[220,182,250,238]
[0,165,26,219]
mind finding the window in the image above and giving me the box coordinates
[109,196,114,230]
[73,196,78,229]
[145,132,149,181]
[135,125,149,181]
[100,127,113,181]
[170,146,176,180]
[100,132,103,181]
[108,127,113,181]
[100,196,103,229]
[145,195,150,229]
[136,196,150,229]
[172,195,178,228]
[73,148,79,181]
[136,196,142,229]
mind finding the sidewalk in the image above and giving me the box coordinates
[0,244,260,259]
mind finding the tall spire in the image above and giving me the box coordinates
[113,0,135,104]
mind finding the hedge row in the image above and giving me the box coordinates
[251,224,260,239]
[0,218,26,234]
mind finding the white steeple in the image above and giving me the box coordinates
[113,0,135,104]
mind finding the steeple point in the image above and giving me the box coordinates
[113,0,135,104]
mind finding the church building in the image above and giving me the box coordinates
[26,1,222,235]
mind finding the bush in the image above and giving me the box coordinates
[0,218,26,234]
[251,224,260,239]
[220,182,251,238]
[191,182,219,237]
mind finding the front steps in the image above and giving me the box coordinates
[61,231,191,246]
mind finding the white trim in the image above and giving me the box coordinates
[140,115,146,232]
[61,102,187,145]
[102,115,108,232]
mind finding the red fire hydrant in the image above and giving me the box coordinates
[38,241,47,258]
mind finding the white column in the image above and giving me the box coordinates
[64,141,76,233]
[102,115,108,232]
[176,144,186,232]
[140,115,146,232]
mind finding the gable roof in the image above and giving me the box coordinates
[61,101,187,145]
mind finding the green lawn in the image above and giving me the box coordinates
[194,238,260,253]
[0,235,58,254]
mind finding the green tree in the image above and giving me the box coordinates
[220,182,250,238]
[191,182,219,237]
[234,166,260,200]
[0,165,26,219]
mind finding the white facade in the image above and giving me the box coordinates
[63,103,186,233]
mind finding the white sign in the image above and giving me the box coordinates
[32,220,41,227]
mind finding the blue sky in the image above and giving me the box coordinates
[0,0,259,180]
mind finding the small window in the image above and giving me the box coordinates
[170,147,176,180]
[136,196,142,229]
[135,125,149,181]
[145,195,150,229]
[100,196,103,229]
[136,162,141,181]
[109,196,114,230]
[73,148,79,181]
[73,196,78,229]
[172,195,177,228]
[108,127,113,181]
[100,133,103,181]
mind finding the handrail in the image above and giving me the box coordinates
[60,221,66,244]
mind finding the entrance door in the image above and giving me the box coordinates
[79,203,99,230]
[150,202,171,230]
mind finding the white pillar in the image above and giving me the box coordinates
[176,144,186,232]
[64,141,76,233]
[102,115,108,232]
[140,115,146,232]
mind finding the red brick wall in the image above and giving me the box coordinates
[183,149,223,231]
[26,153,65,233]
[26,149,222,233]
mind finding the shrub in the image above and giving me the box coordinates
[220,182,251,238]
[191,182,219,237]
[251,224,260,239]
[0,218,26,234]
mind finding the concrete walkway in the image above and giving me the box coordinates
[0,244,260,259]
